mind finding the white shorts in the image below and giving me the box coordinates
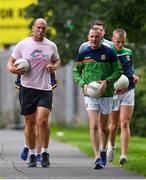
[84,96,113,114]
[113,89,135,111]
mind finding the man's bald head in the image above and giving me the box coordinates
[33,18,48,26]
[32,18,48,41]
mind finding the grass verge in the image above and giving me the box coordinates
[51,125,146,177]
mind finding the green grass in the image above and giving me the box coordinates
[51,125,146,177]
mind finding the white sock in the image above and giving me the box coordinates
[24,144,28,148]
[100,148,107,152]
[29,149,35,155]
[41,148,48,153]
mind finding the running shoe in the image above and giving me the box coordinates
[120,155,127,166]
[100,151,107,168]
[94,158,101,169]
[41,152,50,168]
[37,154,41,163]
[20,146,29,161]
[94,151,107,169]
[107,144,116,162]
[27,154,37,167]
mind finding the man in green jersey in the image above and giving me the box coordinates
[107,28,139,165]
[73,27,122,169]
[78,20,112,167]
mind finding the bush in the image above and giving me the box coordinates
[131,67,146,137]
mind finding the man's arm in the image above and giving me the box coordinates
[7,56,25,75]
[46,58,61,73]
[73,61,86,87]
[53,58,61,70]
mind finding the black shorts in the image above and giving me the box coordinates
[19,86,53,115]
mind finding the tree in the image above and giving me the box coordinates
[91,0,146,68]
[131,67,146,136]
[25,0,146,66]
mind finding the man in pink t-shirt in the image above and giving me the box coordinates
[7,18,61,168]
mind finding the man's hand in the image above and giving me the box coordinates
[10,64,26,75]
[133,74,139,84]
[115,88,127,95]
[47,59,60,73]
[7,57,26,75]
[98,80,107,94]
[46,64,56,73]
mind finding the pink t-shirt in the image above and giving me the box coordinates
[12,37,60,90]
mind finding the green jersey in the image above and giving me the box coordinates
[73,45,122,97]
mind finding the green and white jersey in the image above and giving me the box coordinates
[73,44,122,97]
[112,45,135,90]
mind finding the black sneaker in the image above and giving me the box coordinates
[41,152,50,168]
[27,154,37,167]
[119,155,127,166]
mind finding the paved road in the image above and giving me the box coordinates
[0,129,145,179]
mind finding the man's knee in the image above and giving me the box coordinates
[121,121,129,129]
[110,123,118,132]
[90,123,98,131]
[38,118,48,127]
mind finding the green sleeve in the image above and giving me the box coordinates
[106,60,123,84]
[73,62,86,87]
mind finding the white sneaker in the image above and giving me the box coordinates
[107,143,115,162]
[119,155,127,166]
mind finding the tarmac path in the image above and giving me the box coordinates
[0,129,145,179]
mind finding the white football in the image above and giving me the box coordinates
[87,81,102,98]
[114,74,129,90]
[14,58,30,71]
